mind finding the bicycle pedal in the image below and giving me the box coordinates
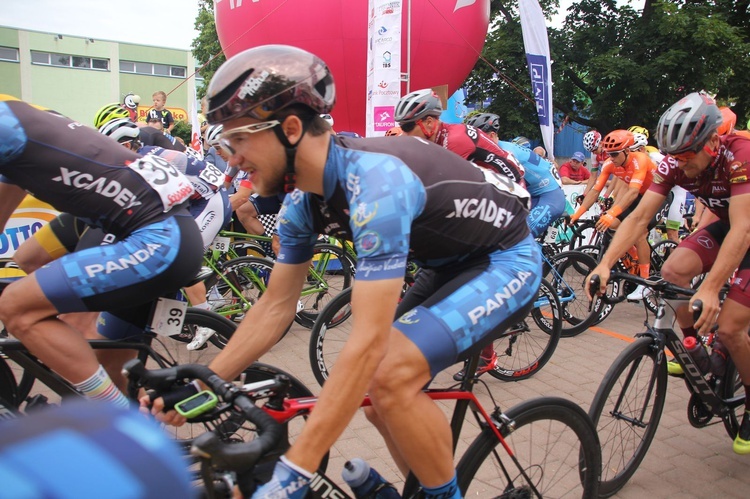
[25,394,51,412]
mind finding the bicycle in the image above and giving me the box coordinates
[587,271,743,497]
[308,279,562,387]
[124,352,601,497]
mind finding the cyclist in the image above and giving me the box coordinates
[93,102,179,151]
[395,89,525,184]
[586,92,750,454]
[582,129,608,196]
[630,128,689,243]
[385,126,403,136]
[151,45,540,499]
[204,124,228,174]
[570,129,660,301]
[0,95,203,408]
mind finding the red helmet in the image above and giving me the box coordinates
[601,130,635,152]
[206,45,335,125]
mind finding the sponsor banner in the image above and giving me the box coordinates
[1,196,59,259]
[519,0,555,162]
[366,0,402,136]
[189,87,204,159]
[135,106,188,123]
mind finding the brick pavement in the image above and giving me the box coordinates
[261,299,750,498]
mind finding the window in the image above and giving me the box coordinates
[119,59,187,78]
[0,47,19,62]
[31,51,108,71]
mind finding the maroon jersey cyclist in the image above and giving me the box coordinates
[587,92,750,455]
[395,89,525,185]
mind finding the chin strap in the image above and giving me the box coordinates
[273,122,309,193]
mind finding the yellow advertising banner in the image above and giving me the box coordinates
[1,196,59,260]
[135,106,188,123]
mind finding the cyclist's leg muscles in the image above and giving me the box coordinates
[368,236,541,488]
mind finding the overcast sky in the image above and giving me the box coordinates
[2,0,583,51]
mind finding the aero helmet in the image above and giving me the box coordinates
[204,124,224,147]
[394,89,443,124]
[98,118,140,143]
[466,113,500,134]
[385,126,403,136]
[94,103,130,129]
[630,132,649,150]
[601,130,635,152]
[206,45,335,125]
[717,106,737,136]
[582,130,601,152]
[512,136,531,148]
[627,125,649,139]
[656,92,723,154]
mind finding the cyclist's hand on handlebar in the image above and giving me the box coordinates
[585,265,611,300]
[690,288,720,336]
[595,212,616,233]
[139,393,187,427]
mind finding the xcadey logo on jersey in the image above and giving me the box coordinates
[52,167,142,210]
[446,198,517,228]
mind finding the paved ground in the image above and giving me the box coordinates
[9,297,750,497]
[259,298,750,498]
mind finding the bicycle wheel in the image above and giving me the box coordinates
[489,279,562,381]
[308,288,353,387]
[720,358,745,439]
[205,256,275,322]
[544,250,602,337]
[588,336,667,497]
[0,357,20,415]
[456,396,600,498]
[578,245,619,325]
[650,239,678,272]
[295,243,355,329]
[567,219,600,250]
[146,309,237,374]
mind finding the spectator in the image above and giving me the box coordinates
[533,145,547,158]
[558,151,591,185]
[144,109,186,152]
[151,90,175,133]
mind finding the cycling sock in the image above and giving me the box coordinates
[73,365,130,409]
[638,264,650,279]
[681,326,697,339]
[422,474,461,499]
[192,301,211,310]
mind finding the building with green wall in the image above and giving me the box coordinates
[0,26,199,126]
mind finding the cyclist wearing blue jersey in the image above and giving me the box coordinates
[148,45,541,499]
[466,113,566,238]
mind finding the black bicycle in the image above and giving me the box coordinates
[587,271,743,497]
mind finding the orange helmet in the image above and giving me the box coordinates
[601,130,635,152]
[717,106,736,136]
[385,126,403,137]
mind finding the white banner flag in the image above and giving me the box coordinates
[366,0,402,137]
[189,87,204,159]
[518,0,554,161]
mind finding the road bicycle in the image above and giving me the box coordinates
[124,352,601,497]
[587,271,743,497]
[308,279,562,388]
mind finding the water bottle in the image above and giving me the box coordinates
[342,458,400,498]
[709,334,729,377]
[683,336,711,375]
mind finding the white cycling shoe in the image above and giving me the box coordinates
[626,284,651,301]
[187,326,215,351]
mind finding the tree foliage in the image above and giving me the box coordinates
[191,0,225,99]
[468,0,750,138]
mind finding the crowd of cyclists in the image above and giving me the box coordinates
[1,39,750,498]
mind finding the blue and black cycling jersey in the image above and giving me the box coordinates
[277,135,532,280]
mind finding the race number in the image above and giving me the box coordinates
[148,297,188,337]
[129,155,194,211]
[544,225,559,245]
[210,235,231,253]
[198,162,225,189]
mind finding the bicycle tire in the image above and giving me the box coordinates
[720,358,745,439]
[588,336,667,497]
[488,279,562,381]
[204,256,275,322]
[0,356,20,412]
[544,250,603,337]
[295,243,355,329]
[650,239,678,272]
[456,396,601,498]
[308,287,353,387]
[567,219,600,250]
[577,245,619,325]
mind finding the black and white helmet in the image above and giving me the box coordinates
[656,92,723,154]
[98,118,140,143]
[204,124,223,147]
[394,89,443,124]
[466,113,500,134]
[630,132,648,150]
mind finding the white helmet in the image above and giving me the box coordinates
[320,114,334,127]
[204,124,223,147]
[629,132,648,150]
[98,118,140,143]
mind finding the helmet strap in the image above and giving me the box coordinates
[418,118,435,140]
[272,120,310,193]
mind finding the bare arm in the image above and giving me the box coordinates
[286,277,404,472]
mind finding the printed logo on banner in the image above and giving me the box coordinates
[378,26,388,35]
[526,54,549,126]
[378,81,389,89]
[373,106,395,132]
[382,51,392,68]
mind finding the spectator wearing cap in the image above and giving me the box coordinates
[559,151,591,185]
